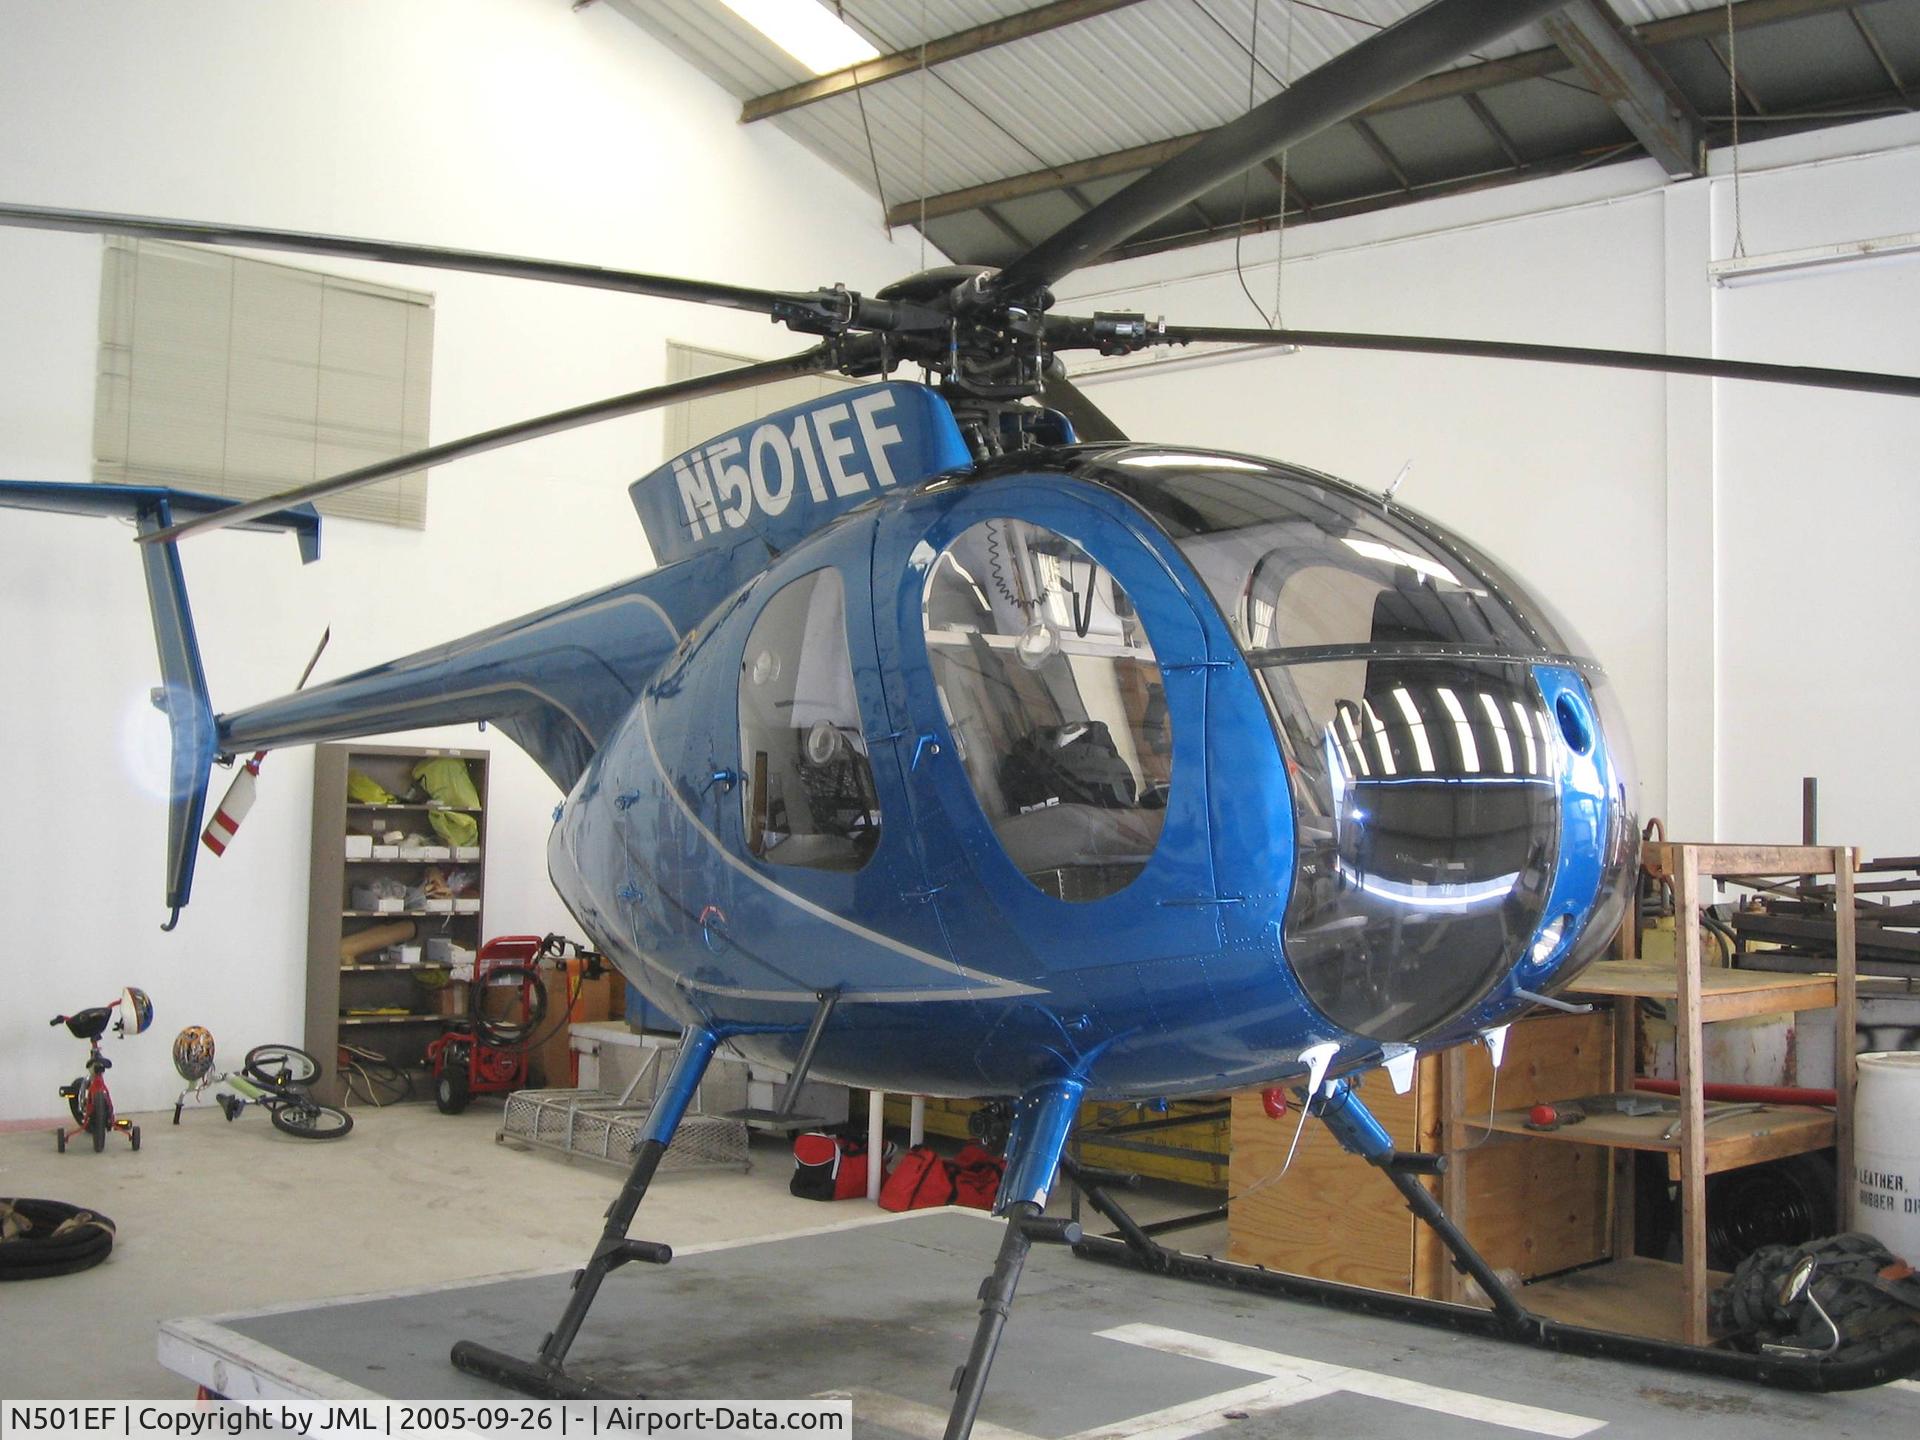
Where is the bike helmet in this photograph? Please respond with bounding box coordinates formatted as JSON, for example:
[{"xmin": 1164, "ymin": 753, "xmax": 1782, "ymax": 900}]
[
  {"xmin": 117, "ymin": 987, "xmax": 154, "ymax": 1037},
  {"xmin": 171, "ymin": 1025, "xmax": 215, "ymax": 1081}
]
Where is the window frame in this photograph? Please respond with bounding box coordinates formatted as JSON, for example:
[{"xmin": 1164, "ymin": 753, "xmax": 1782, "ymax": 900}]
[
  {"xmin": 735, "ymin": 564, "xmax": 883, "ymax": 875},
  {"xmin": 874, "ymin": 478, "xmax": 1220, "ymax": 938}
]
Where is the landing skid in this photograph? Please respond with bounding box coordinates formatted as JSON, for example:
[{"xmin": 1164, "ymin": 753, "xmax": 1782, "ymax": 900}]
[
  {"xmin": 1064, "ymin": 1080, "xmax": 1920, "ymax": 1395},
  {"xmin": 449, "ymin": 1045, "xmax": 1916, "ymax": 1433},
  {"xmin": 450, "ymin": 1029, "xmax": 1092, "ymax": 1439}
]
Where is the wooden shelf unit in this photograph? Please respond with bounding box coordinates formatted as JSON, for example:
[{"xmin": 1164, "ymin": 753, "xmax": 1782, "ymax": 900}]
[
  {"xmin": 1510, "ymin": 841, "xmax": 1857, "ymax": 1347},
  {"xmin": 305, "ymin": 743, "xmax": 489, "ymax": 1105}
]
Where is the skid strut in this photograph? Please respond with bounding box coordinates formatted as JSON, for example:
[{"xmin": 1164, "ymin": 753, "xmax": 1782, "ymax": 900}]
[
  {"xmin": 943, "ymin": 1079, "xmax": 1085, "ymax": 1440},
  {"xmin": 450, "ymin": 1027, "xmax": 720, "ymax": 1399},
  {"xmin": 1066, "ymin": 1076, "xmax": 1920, "ymax": 1392}
]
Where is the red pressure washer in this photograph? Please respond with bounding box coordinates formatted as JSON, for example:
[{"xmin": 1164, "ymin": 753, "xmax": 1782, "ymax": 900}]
[{"xmin": 426, "ymin": 934, "xmax": 603, "ymax": 1113}]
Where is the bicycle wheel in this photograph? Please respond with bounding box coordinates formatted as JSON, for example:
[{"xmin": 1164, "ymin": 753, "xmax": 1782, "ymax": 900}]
[
  {"xmin": 243, "ymin": 1044, "xmax": 320, "ymax": 1089},
  {"xmin": 63, "ymin": 1079, "xmax": 86, "ymax": 1127},
  {"xmin": 269, "ymin": 1097, "xmax": 353, "ymax": 1140},
  {"xmin": 88, "ymin": 1096, "xmax": 108, "ymax": 1153}
]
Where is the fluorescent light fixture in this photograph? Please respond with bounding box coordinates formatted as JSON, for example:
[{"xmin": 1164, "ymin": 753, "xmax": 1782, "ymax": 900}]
[
  {"xmin": 1509, "ymin": 699, "xmax": 1539, "ymax": 775},
  {"xmin": 1478, "ymin": 691, "xmax": 1515, "ymax": 774},
  {"xmin": 1392, "ymin": 686, "xmax": 1435, "ymax": 773},
  {"xmin": 715, "ymin": 0, "xmax": 880, "ymax": 75},
  {"xmin": 1362, "ymin": 699, "xmax": 1397, "ymax": 777},
  {"xmin": 1435, "ymin": 686, "xmax": 1480, "ymax": 774},
  {"xmin": 1341, "ymin": 536, "xmax": 1462, "ymax": 589},
  {"xmin": 1118, "ymin": 451, "xmax": 1270, "ymax": 472}
]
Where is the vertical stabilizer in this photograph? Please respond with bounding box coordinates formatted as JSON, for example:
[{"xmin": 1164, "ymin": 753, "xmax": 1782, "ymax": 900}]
[{"xmin": 0, "ymin": 481, "xmax": 320, "ymax": 924}]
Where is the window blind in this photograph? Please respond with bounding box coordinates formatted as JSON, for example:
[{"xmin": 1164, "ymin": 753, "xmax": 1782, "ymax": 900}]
[
  {"xmin": 663, "ymin": 341, "xmax": 852, "ymax": 462},
  {"xmin": 94, "ymin": 237, "xmax": 434, "ymax": 528}
]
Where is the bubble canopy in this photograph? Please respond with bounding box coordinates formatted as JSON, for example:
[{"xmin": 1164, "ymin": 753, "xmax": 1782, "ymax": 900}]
[{"xmin": 1082, "ymin": 449, "xmax": 1633, "ymax": 1044}]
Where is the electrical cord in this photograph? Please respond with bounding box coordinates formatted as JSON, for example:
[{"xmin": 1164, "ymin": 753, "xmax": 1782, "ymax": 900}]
[{"xmin": 337, "ymin": 1042, "xmax": 414, "ymax": 1107}]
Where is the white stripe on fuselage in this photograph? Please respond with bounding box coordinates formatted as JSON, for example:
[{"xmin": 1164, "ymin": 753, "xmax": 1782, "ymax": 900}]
[{"xmin": 627, "ymin": 699, "xmax": 1041, "ymax": 1003}]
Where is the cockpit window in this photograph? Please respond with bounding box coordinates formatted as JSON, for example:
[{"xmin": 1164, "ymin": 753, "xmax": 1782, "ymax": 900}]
[
  {"xmin": 739, "ymin": 569, "xmax": 880, "ymax": 872},
  {"xmin": 921, "ymin": 518, "xmax": 1171, "ymax": 902},
  {"xmin": 1087, "ymin": 453, "xmax": 1571, "ymax": 659},
  {"xmin": 1087, "ymin": 451, "xmax": 1574, "ymax": 1042}
]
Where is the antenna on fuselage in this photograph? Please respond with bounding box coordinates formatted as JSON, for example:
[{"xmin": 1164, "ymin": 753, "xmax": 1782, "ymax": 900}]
[{"xmin": 1382, "ymin": 460, "xmax": 1413, "ymax": 509}]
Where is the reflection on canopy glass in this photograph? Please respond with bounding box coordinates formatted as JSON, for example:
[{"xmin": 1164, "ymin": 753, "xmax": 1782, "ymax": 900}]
[
  {"xmin": 922, "ymin": 518, "xmax": 1171, "ymax": 902},
  {"xmin": 1093, "ymin": 452, "xmax": 1613, "ymax": 1041}
]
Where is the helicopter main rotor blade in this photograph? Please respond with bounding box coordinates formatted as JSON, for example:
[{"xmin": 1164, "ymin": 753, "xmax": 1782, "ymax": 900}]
[
  {"xmin": 1138, "ymin": 326, "xmax": 1920, "ymax": 400},
  {"xmin": 987, "ymin": 0, "xmax": 1572, "ymax": 303},
  {"xmin": 139, "ymin": 348, "xmax": 836, "ymax": 546},
  {"xmin": 0, "ymin": 202, "xmax": 831, "ymax": 319},
  {"xmin": 1046, "ymin": 375, "xmax": 1128, "ymax": 442}
]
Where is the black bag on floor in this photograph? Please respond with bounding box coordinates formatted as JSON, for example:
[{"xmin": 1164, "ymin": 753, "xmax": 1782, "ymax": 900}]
[{"xmin": 790, "ymin": 1132, "xmax": 873, "ymax": 1201}]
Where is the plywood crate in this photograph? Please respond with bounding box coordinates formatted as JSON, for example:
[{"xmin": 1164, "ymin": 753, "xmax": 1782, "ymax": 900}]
[{"xmin": 1227, "ymin": 1010, "xmax": 1614, "ymax": 1297}]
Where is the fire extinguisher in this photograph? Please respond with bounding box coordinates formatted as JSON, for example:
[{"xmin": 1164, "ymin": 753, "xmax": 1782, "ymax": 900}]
[{"xmin": 199, "ymin": 628, "xmax": 329, "ymax": 858}]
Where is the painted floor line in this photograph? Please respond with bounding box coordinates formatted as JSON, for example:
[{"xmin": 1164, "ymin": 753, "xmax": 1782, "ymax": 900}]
[
  {"xmin": 1061, "ymin": 1377, "xmax": 1329, "ymax": 1440},
  {"xmin": 1098, "ymin": 1323, "xmax": 1606, "ymax": 1438},
  {"xmin": 821, "ymin": 1388, "xmax": 1045, "ymax": 1440}
]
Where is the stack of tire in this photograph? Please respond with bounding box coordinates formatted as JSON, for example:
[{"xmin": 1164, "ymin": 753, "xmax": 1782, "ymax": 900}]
[{"xmin": 0, "ymin": 1199, "xmax": 115, "ymax": 1280}]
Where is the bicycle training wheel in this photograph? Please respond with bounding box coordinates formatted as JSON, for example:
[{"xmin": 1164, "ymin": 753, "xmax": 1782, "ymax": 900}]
[{"xmin": 63, "ymin": 1080, "xmax": 86, "ymax": 1127}]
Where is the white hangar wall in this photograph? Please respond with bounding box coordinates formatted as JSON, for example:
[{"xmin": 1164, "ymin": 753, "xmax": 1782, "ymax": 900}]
[
  {"xmin": 1055, "ymin": 113, "xmax": 1920, "ymax": 864},
  {"xmin": 0, "ymin": 0, "xmax": 931, "ymax": 1120}
]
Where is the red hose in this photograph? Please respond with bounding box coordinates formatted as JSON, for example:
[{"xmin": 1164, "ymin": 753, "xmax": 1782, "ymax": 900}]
[{"xmin": 1634, "ymin": 1077, "xmax": 1836, "ymax": 1107}]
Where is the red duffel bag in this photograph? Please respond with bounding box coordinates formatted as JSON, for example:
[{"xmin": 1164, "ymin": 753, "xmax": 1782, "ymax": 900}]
[
  {"xmin": 878, "ymin": 1144, "xmax": 955, "ymax": 1211},
  {"xmin": 950, "ymin": 1142, "xmax": 1006, "ymax": 1210}
]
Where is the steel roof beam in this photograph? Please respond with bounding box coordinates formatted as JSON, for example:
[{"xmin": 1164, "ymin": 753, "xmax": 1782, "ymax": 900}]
[
  {"xmin": 1109, "ymin": 144, "xmax": 1637, "ymax": 263},
  {"xmin": 883, "ymin": 0, "xmax": 1860, "ymax": 228},
  {"xmin": 1542, "ymin": 0, "xmax": 1705, "ymax": 177},
  {"xmin": 740, "ymin": 0, "xmax": 1152, "ymax": 122}
]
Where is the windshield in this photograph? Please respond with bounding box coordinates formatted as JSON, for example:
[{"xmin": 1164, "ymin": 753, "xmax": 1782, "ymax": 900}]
[{"xmin": 1088, "ymin": 450, "xmax": 1588, "ymax": 1042}]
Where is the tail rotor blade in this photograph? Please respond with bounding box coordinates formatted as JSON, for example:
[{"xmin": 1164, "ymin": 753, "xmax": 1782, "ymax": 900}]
[
  {"xmin": 141, "ymin": 348, "xmax": 837, "ymax": 545},
  {"xmin": 1150, "ymin": 326, "xmax": 1920, "ymax": 400}
]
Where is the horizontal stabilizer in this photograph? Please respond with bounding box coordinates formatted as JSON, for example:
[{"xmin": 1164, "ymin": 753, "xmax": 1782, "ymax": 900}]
[{"xmin": 0, "ymin": 481, "xmax": 321, "ymax": 560}]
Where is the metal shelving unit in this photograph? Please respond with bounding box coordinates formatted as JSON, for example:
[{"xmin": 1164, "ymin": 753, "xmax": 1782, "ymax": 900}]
[{"xmin": 305, "ymin": 743, "xmax": 489, "ymax": 1105}]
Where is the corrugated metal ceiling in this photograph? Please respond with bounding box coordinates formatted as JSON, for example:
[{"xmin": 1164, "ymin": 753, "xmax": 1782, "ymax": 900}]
[{"xmin": 611, "ymin": 0, "xmax": 1920, "ymax": 269}]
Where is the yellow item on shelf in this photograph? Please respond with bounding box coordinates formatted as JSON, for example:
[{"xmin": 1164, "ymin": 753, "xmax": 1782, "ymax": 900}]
[
  {"xmin": 347, "ymin": 770, "xmax": 398, "ymax": 805},
  {"xmin": 413, "ymin": 757, "xmax": 481, "ymax": 846}
]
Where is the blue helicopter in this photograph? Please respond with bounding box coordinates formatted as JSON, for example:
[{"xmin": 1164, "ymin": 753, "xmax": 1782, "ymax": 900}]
[{"xmin": 6, "ymin": 0, "xmax": 1919, "ymax": 1427}]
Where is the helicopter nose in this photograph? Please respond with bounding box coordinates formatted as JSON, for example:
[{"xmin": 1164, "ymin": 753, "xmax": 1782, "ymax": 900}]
[{"xmin": 1272, "ymin": 657, "xmax": 1611, "ymax": 1044}]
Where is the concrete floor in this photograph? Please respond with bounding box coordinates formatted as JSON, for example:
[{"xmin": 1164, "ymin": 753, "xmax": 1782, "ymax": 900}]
[
  {"xmin": 173, "ymin": 1212, "xmax": 1920, "ymax": 1440},
  {"xmin": 0, "ymin": 1100, "xmax": 918, "ymax": 1398},
  {"xmin": 5, "ymin": 1099, "xmax": 1916, "ymax": 1440}
]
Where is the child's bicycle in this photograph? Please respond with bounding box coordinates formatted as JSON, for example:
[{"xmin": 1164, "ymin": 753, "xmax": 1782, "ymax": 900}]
[
  {"xmin": 50, "ymin": 987, "xmax": 152, "ymax": 1154},
  {"xmin": 170, "ymin": 1030, "xmax": 353, "ymax": 1140}
]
